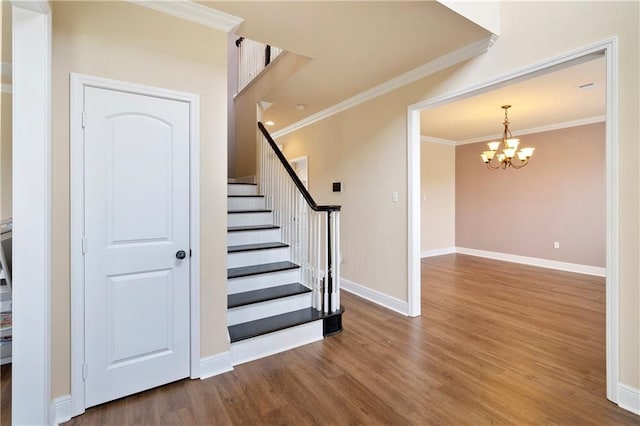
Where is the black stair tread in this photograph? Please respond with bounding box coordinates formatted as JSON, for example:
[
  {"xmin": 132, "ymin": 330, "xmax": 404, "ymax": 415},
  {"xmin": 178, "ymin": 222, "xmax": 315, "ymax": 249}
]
[
  {"xmin": 228, "ymin": 242, "xmax": 289, "ymax": 253},
  {"xmin": 228, "ymin": 225, "xmax": 280, "ymax": 232},
  {"xmin": 229, "ymin": 307, "xmax": 323, "ymax": 342},
  {"xmin": 228, "ymin": 195, "xmax": 265, "ymax": 198},
  {"xmin": 228, "ymin": 209, "xmax": 272, "ymax": 214},
  {"xmin": 228, "ymin": 283, "xmax": 311, "ymax": 309},
  {"xmin": 228, "ymin": 261, "xmax": 300, "ymax": 279}
]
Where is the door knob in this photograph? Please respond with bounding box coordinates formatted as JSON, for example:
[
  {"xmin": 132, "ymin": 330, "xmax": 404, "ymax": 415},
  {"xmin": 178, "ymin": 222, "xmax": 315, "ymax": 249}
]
[{"xmin": 176, "ymin": 250, "xmax": 187, "ymax": 260}]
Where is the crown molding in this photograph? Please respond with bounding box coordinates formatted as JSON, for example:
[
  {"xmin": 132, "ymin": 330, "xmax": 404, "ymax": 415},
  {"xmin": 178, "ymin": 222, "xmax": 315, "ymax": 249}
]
[
  {"xmin": 127, "ymin": 1, "xmax": 243, "ymax": 33},
  {"xmin": 455, "ymin": 115, "xmax": 606, "ymax": 145},
  {"xmin": 420, "ymin": 135, "xmax": 457, "ymax": 146},
  {"xmin": 271, "ymin": 34, "xmax": 496, "ymax": 139},
  {"xmin": 1, "ymin": 63, "xmax": 11, "ymax": 78}
]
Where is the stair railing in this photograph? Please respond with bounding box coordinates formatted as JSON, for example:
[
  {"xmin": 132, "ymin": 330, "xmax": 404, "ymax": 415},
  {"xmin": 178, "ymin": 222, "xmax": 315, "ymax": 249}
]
[
  {"xmin": 236, "ymin": 37, "xmax": 284, "ymax": 93},
  {"xmin": 257, "ymin": 122, "xmax": 341, "ymax": 314}
]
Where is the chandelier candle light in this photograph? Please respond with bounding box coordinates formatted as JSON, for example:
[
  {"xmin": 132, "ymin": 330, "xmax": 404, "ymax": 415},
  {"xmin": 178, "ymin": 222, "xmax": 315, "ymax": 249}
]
[{"xmin": 481, "ymin": 105, "xmax": 535, "ymax": 169}]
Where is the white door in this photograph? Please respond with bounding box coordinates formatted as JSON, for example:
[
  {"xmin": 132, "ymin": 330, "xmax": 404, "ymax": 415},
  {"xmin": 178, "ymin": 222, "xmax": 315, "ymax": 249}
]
[{"xmin": 83, "ymin": 86, "xmax": 191, "ymax": 407}]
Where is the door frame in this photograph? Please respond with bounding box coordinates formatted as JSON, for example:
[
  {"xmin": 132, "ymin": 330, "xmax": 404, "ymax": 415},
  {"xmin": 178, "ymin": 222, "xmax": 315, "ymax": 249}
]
[
  {"xmin": 407, "ymin": 38, "xmax": 619, "ymax": 401},
  {"xmin": 288, "ymin": 155, "xmax": 309, "ymax": 188},
  {"xmin": 10, "ymin": 1, "xmax": 52, "ymax": 424},
  {"xmin": 70, "ymin": 73, "xmax": 201, "ymax": 416}
]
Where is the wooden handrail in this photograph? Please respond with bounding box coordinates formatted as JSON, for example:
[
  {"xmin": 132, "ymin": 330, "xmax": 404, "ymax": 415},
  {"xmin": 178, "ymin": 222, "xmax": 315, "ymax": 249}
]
[{"xmin": 258, "ymin": 122, "xmax": 341, "ymax": 212}]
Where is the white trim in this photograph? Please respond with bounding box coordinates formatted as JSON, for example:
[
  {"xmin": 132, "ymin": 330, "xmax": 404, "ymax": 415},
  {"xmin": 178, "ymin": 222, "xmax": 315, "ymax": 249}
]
[
  {"xmin": 70, "ymin": 73, "xmax": 202, "ymax": 417},
  {"xmin": 271, "ymin": 35, "xmax": 495, "ymax": 139},
  {"xmin": 604, "ymin": 38, "xmax": 620, "ymax": 403},
  {"xmin": 420, "ymin": 135, "xmax": 456, "ymax": 146},
  {"xmin": 1, "ymin": 84, "xmax": 11, "ymax": 94},
  {"xmin": 52, "ymin": 395, "xmax": 72, "ymax": 426},
  {"xmin": 408, "ymin": 37, "xmax": 619, "ymax": 404},
  {"xmin": 341, "ymin": 278, "xmax": 408, "ymax": 316},
  {"xmin": 199, "ymin": 352, "xmax": 234, "ymax": 380},
  {"xmin": 455, "ymin": 115, "xmax": 607, "ymax": 145},
  {"xmin": 407, "ymin": 109, "xmax": 421, "ymax": 317},
  {"xmin": 455, "ymin": 247, "xmax": 606, "ymax": 277},
  {"xmin": 127, "ymin": 0, "xmax": 243, "ymax": 33},
  {"xmin": 617, "ymin": 384, "xmax": 640, "ymax": 415},
  {"xmin": 11, "ymin": 2, "xmax": 52, "ymax": 425},
  {"xmin": 421, "ymin": 247, "xmax": 456, "ymax": 258},
  {"xmin": 1, "ymin": 62, "xmax": 11, "ymax": 77},
  {"xmin": 12, "ymin": 0, "xmax": 50, "ymax": 14},
  {"xmin": 189, "ymin": 94, "xmax": 201, "ymax": 380}
]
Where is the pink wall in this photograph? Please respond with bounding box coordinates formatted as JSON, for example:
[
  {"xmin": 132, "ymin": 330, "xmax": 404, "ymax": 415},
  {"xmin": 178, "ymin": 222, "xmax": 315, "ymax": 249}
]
[{"xmin": 455, "ymin": 122, "xmax": 605, "ymax": 267}]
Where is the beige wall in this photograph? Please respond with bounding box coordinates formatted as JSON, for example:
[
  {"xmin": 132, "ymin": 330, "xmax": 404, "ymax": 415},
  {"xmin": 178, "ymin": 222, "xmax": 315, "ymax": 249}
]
[
  {"xmin": 1, "ymin": 1, "xmax": 11, "ymax": 66},
  {"xmin": 456, "ymin": 123, "xmax": 605, "ymax": 266},
  {"xmin": 277, "ymin": 2, "xmax": 639, "ymax": 389},
  {"xmin": 0, "ymin": 92, "xmax": 10, "ymax": 221},
  {"xmin": 51, "ymin": 2, "xmax": 229, "ymax": 397},
  {"xmin": 1, "ymin": 1, "xmax": 12, "ymax": 221},
  {"xmin": 279, "ymin": 101, "xmax": 409, "ymax": 301},
  {"xmin": 421, "ymin": 141, "xmax": 455, "ymax": 253}
]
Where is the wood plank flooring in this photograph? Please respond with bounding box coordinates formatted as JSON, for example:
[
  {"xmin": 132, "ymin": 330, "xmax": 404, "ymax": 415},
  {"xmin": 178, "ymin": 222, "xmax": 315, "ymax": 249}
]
[{"xmin": 2, "ymin": 254, "xmax": 639, "ymax": 424}]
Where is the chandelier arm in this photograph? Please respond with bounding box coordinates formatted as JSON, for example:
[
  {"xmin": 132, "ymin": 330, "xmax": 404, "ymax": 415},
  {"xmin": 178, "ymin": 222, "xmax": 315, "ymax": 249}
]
[
  {"xmin": 485, "ymin": 160, "xmax": 501, "ymax": 170},
  {"xmin": 510, "ymin": 159, "xmax": 529, "ymax": 169}
]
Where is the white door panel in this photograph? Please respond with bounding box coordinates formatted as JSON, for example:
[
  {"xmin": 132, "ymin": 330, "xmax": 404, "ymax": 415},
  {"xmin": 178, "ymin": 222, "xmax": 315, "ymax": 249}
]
[{"xmin": 84, "ymin": 87, "xmax": 190, "ymax": 407}]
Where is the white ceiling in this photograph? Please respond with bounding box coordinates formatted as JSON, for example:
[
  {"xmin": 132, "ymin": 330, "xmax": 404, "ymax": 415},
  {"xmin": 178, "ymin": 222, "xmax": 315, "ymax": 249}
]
[
  {"xmin": 420, "ymin": 55, "xmax": 606, "ymax": 143},
  {"xmin": 205, "ymin": 1, "xmax": 491, "ymax": 131}
]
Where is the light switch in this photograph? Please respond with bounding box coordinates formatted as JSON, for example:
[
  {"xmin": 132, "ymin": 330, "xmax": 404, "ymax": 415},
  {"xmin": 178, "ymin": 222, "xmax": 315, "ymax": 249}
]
[
  {"xmin": 553, "ymin": 241, "xmax": 560, "ymax": 249},
  {"xmin": 392, "ymin": 192, "xmax": 399, "ymax": 203}
]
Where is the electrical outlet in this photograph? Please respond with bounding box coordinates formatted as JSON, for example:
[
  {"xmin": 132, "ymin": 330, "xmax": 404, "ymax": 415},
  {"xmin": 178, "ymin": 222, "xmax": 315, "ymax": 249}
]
[
  {"xmin": 553, "ymin": 241, "xmax": 560, "ymax": 249},
  {"xmin": 392, "ymin": 192, "xmax": 399, "ymax": 203}
]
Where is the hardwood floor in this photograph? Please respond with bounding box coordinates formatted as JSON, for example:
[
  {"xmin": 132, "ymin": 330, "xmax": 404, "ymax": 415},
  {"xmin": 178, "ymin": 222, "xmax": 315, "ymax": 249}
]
[
  {"xmin": 3, "ymin": 254, "xmax": 639, "ymax": 424},
  {"xmin": 0, "ymin": 362, "xmax": 9, "ymax": 426}
]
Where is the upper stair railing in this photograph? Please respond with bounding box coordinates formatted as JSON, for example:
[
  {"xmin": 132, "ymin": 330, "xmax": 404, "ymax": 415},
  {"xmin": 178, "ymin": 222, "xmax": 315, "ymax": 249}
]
[
  {"xmin": 236, "ymin": 37, "xmax": 283, "ymax": 93},
  {"xmin": 257, "ymin": 122, "xmax": 341, "ymax": 314}
]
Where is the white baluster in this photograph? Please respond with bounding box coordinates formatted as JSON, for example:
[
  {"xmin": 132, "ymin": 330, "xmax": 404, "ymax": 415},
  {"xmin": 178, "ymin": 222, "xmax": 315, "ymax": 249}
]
[{"xmin": 335, "ymin": 211, "xmax": 340, "ymax": 311}]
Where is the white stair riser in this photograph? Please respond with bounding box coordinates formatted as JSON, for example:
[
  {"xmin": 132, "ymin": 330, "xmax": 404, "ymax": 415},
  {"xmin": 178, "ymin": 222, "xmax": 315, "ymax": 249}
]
[
  {"xmin": 228, "ymin": 292, "xmax": 312, "ymax": 326},
  {"xmin": 228, "ymin": 228, "xmax": 281, "ymax": 245},
  {"xmin": 227, "ymin": 184, "xmax": 258, "ymax": 196},
  {"xmin": 227, "ymin": 197, "xmax": 266, "ymax": 211},
  {"xmin": 228, "ymin": 269, "xmax": 300, "ymax": 294},
  {"xmin": 227, "ymin": 247, "xmax": 290, "ymax": 268},
  {"xmin": 228, "ymin": 212, "xmax": 273, "ymax": 227},
  {"xmin": 230, "ymin": 320, "xmax": 323, "ymax": 366}
]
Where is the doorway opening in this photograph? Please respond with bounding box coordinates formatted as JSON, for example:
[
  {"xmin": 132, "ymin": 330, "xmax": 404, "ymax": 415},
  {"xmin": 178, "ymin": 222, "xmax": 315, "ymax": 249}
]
[{"xmin": 407, "ymin": 39, "xmax": 619, "ymax": 402}]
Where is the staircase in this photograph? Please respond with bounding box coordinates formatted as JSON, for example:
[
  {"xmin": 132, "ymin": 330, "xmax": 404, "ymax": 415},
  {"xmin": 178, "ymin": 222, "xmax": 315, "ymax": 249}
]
[{"xmin": 227, "ymin": 182, "xmax": 342, "ymax": 365}]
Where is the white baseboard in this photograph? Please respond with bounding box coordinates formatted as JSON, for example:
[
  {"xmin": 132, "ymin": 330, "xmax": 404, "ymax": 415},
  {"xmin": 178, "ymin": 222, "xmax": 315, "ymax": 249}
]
[
  {"xmin": 340, "ymin": 278, "xmax": 408, "ymax": 315},
  {"xmin": 199, "ymin": 351, "xmax": 234, "ymax": 380},
  {"xmin": 421, "ymin": 247, "xmax": 456, "ymax": 258},
  {"xmin": 53, "ymin": 395, "xmax": 72, "ymax": 425},
  {"xmin": 618, "ymin": 383, "xmax": 640, "ymax": 415},
  {"xmin": 455, "ymin": 247, "xmax": 606, "ymax": 277}
]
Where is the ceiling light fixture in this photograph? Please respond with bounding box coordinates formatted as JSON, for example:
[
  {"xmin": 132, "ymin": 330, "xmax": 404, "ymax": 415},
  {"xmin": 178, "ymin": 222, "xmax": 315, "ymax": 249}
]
[
  {"xmin": 265, "ymin": 121, "xmax": 275, "ymax": 126},
  {"xmin": 481, "ymin": 105, "xmax": 535, "ymax": 170},
  {"xmin": 295, "ymin": 104, "xmax": 306, "ymax": 110}
]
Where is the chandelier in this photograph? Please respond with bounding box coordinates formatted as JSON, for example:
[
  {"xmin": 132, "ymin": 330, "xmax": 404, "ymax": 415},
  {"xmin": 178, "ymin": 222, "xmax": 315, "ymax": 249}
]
[{"xmin": 481, "ymin": 105, "xmax": 535, "ymax": 169}]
